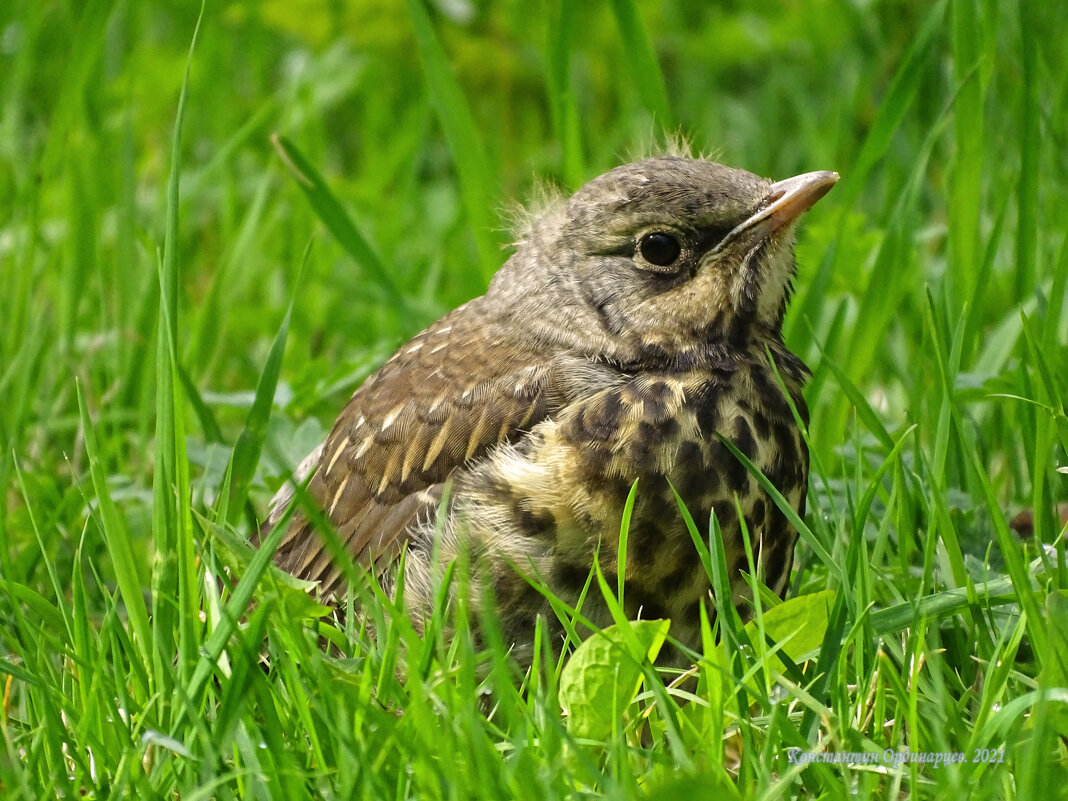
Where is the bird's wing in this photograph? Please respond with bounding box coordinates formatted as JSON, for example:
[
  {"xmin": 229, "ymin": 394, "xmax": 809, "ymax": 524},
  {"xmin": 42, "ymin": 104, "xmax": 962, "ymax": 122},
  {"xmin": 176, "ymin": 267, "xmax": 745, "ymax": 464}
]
[{"xmin": 265, "ymin": 302, "xmax": 608, "ymax": 598}]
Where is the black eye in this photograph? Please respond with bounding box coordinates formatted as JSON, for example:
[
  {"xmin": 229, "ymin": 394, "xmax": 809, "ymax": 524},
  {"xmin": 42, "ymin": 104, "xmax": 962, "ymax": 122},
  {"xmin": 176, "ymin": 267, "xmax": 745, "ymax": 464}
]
[{"xmin": 639, "ymin": 232, "xmax": 681, "ymax": 268}]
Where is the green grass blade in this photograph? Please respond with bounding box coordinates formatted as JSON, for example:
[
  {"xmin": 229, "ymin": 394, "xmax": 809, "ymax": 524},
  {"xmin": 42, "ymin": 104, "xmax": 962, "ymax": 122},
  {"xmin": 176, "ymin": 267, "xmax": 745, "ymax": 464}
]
[
  {"xmin": 836, "ymin": 0, "xmax": 947, "ymax": 209},
  {"xmin": 716, "ymin": 434, "xmax": 839, "ymax": 583},
  {"xmin": 616, "ymin": 479, "xmax": 638, "ymax": 606},
  {"xmin": 968, "ymin": 446, "xmax": 1049, "ymax": 662},
  {"xmin": 1015, "ymin": 0, "xmax": 1040, "ymax": 300},
  {"xmin": 815, "ymin": 349, "xmax": 895, "ymax": 452},
  {"xmin": 607, "ymin": 0, "xmax": 672, "ymax": 127},
  {"xmin": 404, "ymin": 0, "xmax": 499, "ymax": 278},
  {"xmin": 177, "ymin": 363, "xmax": 224, "ymax": 444},
  {"xmin": 152, "ymin": 3, "xmax": 204, "ymax": 700},
  {"xmin": 170, "ymin": 505, "xmax": 306, "ymax": 738},
  {"xmin": 947, "ymin": 0, "xmax": 985, "ymax": 308},
  {"xmin": 545, "ymin": 0, "xmax": 586, "ymax": 187},
  {"xmin": 271, "ymin": 134, "xmax": 405, "ymax": 305},
  {"xmin": 790, "ymin": 0, "xmax": 947, "ymax": 363},
  {"xmin": 669, "ymin": 481, "xmax": 715, "ymax": 585},
  {"xmin": 77, "ymin": 384, "xmax": 152, "ymax": 676},
  {"xmin": 222, "ymin": 242, "xmax": 308, "ymax": 526}
]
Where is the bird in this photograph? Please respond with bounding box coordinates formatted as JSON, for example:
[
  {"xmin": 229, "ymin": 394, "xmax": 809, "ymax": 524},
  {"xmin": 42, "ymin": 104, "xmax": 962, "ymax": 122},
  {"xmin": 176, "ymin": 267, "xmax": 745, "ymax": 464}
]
[{"xmin": 262, "ymin": 156, "xmax": 838, "ymax": 666}]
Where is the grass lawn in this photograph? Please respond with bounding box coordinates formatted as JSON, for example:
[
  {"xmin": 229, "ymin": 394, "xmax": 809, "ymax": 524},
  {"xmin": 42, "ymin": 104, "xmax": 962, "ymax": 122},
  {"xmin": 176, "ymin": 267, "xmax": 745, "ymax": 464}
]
[{"xmin": 2, "ymin": 0, "xmax": 1067, "ymax": 798}]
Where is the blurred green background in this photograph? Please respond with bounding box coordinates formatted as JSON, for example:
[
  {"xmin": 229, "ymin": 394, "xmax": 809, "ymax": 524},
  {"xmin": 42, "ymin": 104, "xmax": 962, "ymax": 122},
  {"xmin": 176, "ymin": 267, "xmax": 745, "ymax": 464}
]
[
  {"xmin": 3, "ymin": 2, "xmax": 1068, "ymax": 797},
  {"xmin": 2, "ymin": 0, "xmax": 1066, "ymax": 615}
]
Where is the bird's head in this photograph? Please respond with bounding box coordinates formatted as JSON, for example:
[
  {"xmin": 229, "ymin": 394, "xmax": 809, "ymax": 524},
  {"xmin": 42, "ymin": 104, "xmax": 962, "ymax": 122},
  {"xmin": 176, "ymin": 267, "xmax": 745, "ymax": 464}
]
[{"xmin": 497, "ymin": 157, "xmax": 838, "ymax": 365}]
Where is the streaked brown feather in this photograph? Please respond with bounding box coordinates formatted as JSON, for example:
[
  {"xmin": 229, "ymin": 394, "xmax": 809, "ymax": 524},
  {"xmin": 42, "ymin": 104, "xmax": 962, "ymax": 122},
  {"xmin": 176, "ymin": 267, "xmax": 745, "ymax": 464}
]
[{"xmin": 268, "ymin": 297, "xmax": 597, "ymax": 596}]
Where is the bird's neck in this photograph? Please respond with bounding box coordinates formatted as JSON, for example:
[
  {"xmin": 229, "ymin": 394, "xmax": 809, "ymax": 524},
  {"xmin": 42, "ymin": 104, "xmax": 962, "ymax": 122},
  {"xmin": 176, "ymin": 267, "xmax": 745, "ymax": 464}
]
[{"xmin": 606, "ymin": 331, "xmax": 804, "ymax": 381}]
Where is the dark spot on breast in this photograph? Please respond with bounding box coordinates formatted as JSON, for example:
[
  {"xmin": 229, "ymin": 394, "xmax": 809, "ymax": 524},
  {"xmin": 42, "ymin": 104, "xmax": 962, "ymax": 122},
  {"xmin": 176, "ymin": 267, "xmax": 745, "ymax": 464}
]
[
  {"xmin": 752, "ymin": 410, "xmax": 771, "ymax": 439},
  {"xmin": 515, "ymin": 578, "xmax": 549, "ymax": 612},
  {"xmin": 586, "ymin": 470, "xmax": 634, "ymax": 504},
  {"xmin": 567, "ymin": 390, "xmax": 625, "ymax": 443},
  {"xmin": 672, "ymin": 347, "xmax": 701, "ymax": 371},
  {"xmin": 574, "ymin": 507, "xmax": 600, "ymax": 532},
  {"xmin": 499, "ymin": 609, "xmax": 538, "ymax": 647},
  {"xmin": 632, "ymin": 511, "xmax": 686, "ymax": 572},
  {"xmin": 731, "ymin": 550, "xmax": 749, "ymax": 578},
  {"xmin": 633, "ymin": 341, "xmax": 670, "ymax": 366},
  {"xmin": 782, "ymin": 466, "xmax": 802, "ymax": 496},
  {"xmin": 641, "ymin": 483, "xmax": 679, "ymax": 519},
  {"xmin": 766, "ymin": 502, "xmax": 788, "ymax": 537},
  {"xmin": 492, "ymin": 568, "xmax": 524, "ymax": 606},
  {"xmin": 765, "ymin": 446, "xmax": 804, "ymax": 495},
  {"xmin": 662, "ymin": 560, "xmax": 697, "ymax": 594},
  {"xmin": 676, "ymin": 440, "xmax": 704, "ymax": 471},
  {"xmin": 771, "ymin": 421, "xmax": 796, "ymax": 456},
  {"xmin": 724, "ymin": 315, "xmax": 750, "ymax": 349},
  {"xmin": 639, "ymin": 380, "xmax": 675, "ymax": 421},
  {"xmin": 760, "ymin": 533, "xmax": 795, "ymax": 595},
  {"xmin": 764, "ymin": 440, "xmax": 803, "ymax": 495},
  {"xmin": 552, "ymin": 561, "xmax": 594, "ymax": 594},
  {"xmin": 627, "ymin": 421, "xmax": 662, "ymax": 466},
  {"xmin": 631, "ymin": 518, "xmax": 659, "ymax": 569},
  {"xmin": 749, "ymin": 498, "xmax": 766, "ymax": 528},
  {"xmin": 689, "ymin": 382, "xmax": 723, "ymax": 434},
  {"xmin": 683, "ymin": 597, "xmax": 713, "ymax": 630},
  {"xmin": 514, "ymin": 504, "xmax": 556, "ymax": 539},
  {"xmin": 712, "ymin": 501, "xmax": 737, "ymax": 537},
  {"xmin": 672, "ymin": 442, "xmax": 716, "ymax": 508},
  {"xmin": 654, "ymin": 415, "xmax": 680, "ymax": 440},
  {"xmin": 751, "ymin": 367, "xmax": 790, "ymax": 419},
  {"xmin": 710, "ymin": 440, "xmax": 749, "ymax": 493},
  {"xmin": 631, "ymin": 594, "xmax": 669, "ymax": 622},
  {"xmin": 577, "ymin": 442, "xmax": 615, "ymax": 480},
  {"xmin": 732, "ymin": 415, "xmax": 757, "ymax": 460}
]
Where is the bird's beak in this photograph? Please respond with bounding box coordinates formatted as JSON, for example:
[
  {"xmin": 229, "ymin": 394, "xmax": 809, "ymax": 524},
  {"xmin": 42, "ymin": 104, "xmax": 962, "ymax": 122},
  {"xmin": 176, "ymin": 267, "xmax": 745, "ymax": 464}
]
[{"xmin": 720, "ymin": 170, "xmax": 840, "ymax": 249}]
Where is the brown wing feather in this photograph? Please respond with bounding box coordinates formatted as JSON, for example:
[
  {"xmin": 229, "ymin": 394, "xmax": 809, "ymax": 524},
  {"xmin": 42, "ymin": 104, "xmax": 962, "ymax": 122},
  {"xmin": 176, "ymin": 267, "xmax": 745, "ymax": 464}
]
[{"xmin": 269, "ymin": 298, "xmax": 585, "ymax": 596}]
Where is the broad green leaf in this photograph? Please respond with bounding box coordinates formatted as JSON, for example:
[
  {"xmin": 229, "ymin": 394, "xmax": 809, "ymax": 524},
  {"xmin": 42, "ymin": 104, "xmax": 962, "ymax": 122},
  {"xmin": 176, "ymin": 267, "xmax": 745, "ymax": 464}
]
[
  {"xmin": 742, "ymin": 589, "xmax": 835, "ymax": 682},
  {"xmin": 559, "ymin": 619, "xmax": 669, "ymax": 740}
]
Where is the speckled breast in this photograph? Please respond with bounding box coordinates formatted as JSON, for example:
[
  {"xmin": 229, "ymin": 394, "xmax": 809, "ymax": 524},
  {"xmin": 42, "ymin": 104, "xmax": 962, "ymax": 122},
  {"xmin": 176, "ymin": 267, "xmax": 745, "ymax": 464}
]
[{"xmin": 471, "ymin": 356, "xmax": 809, "ymax": 657}]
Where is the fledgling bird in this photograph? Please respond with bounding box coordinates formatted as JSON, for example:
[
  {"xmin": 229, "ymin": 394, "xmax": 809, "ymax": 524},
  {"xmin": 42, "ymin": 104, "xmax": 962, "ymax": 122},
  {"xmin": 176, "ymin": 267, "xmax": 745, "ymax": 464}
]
[{"xmin": 263, "ymin": 156, "xmax": 838, "ymax": 665}]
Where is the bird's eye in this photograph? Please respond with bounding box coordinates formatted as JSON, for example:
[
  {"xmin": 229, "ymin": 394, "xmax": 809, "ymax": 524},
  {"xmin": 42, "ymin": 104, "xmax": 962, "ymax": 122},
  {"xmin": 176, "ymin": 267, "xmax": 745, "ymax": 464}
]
[{"xmin": 638, "ymin": 232, "xmax": 682, "ymax": 268}]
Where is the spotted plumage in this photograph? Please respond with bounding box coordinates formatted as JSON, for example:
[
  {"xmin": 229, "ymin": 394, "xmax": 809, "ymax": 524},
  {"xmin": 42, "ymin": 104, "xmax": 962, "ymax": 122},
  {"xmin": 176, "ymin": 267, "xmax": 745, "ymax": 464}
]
[{"xmin": 262, "ymin": 156, "xmax": 837, "ymax": 665}]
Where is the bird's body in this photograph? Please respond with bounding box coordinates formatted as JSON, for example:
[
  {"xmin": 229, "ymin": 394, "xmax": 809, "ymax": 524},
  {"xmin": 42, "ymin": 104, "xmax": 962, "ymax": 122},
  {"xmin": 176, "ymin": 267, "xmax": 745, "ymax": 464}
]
[{"xmin": 264, "ymin": 156, "xmax": 837, "ymax": 664}]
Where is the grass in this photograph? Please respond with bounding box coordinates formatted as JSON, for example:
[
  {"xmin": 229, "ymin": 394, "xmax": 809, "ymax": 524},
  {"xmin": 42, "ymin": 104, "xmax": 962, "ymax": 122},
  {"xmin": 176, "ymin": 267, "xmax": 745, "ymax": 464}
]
[{"xmin": 2, "ymin": 0, "xmax": 1067, "ymax": 798}]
